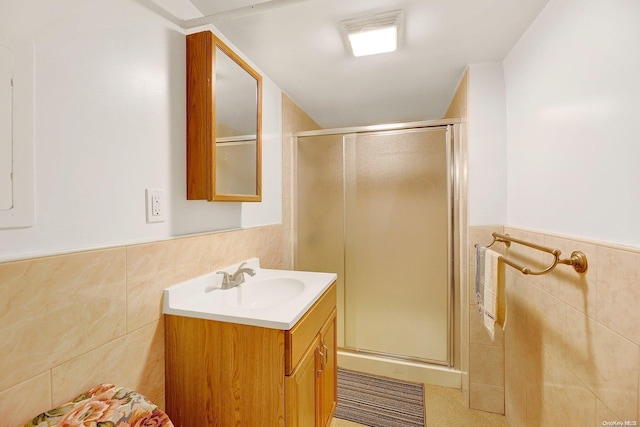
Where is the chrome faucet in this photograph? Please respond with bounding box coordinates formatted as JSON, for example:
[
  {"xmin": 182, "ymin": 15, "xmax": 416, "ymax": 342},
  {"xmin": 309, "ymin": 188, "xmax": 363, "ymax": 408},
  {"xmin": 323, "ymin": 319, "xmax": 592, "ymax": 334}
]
[{"xmin": 216, "ymin": 262, "xmax": 256, "ymax": 290}]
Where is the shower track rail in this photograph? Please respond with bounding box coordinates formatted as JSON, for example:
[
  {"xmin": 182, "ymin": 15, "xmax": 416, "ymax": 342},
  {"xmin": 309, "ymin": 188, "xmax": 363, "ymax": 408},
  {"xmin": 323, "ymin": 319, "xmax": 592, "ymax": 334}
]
[
  {"xmin": 294, "ymin": 118, "xmax": 461, "ymax": 138},
  {"xmin": 479, "ymin": 232, "xmax": 588, "ymax": 276}
]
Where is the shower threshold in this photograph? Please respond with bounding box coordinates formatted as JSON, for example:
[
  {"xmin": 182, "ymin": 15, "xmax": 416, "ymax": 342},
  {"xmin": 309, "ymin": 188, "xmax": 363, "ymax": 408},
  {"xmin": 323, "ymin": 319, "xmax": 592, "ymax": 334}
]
[{"xmin": 337, "ymin": 348, "xmax": 461, "ymax": 389}]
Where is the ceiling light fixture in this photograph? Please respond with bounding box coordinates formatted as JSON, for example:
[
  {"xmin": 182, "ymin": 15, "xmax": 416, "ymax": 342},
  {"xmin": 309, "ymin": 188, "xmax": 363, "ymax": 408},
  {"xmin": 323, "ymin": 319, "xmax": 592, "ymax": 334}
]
[{"xmin": 340, "ymin": 10, "xmax": 403, "ymax": 57}]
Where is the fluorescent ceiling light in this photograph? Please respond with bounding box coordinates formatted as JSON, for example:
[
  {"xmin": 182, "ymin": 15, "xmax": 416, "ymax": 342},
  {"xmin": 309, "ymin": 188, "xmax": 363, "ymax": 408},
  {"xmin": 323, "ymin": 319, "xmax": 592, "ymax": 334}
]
[
  {"xmin": 341, "ymin": 10, "xmax": 403, "ymax": 57},
  {"xmin": 348, "ymin": 26, "xmax": 397, "ymax": 57}
]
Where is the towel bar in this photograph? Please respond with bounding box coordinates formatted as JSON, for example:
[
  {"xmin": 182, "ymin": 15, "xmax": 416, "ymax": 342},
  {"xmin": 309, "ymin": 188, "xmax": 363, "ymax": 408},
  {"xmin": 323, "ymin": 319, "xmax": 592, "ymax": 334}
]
[{"xmin": 478, "ymin": 232, "xmax": 588, "ymax": 275}]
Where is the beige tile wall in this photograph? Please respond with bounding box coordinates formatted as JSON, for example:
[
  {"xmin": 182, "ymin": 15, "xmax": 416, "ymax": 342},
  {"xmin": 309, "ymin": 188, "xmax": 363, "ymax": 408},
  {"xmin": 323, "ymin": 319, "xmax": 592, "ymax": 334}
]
[
  {"xmin": 0, "ymin": 225, "xmax": 285, "ymax": 427},
  {"xmin": 469, "ymin": 225, "xmax": 640, "ymax": 424},
  {"xmin": 468, "ymin": 226, "xmax": 506, "ymax": 414},
  {"xmin": 281, "ymin": 93, "xmax": 322, "ymax": 270}
]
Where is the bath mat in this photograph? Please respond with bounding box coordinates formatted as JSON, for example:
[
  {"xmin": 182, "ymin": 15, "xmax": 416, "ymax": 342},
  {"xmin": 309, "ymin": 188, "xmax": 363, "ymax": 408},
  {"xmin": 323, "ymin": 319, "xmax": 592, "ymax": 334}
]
[{"xmin": 335, "ymin": 368, "xmax": 426, "ymax": 427}]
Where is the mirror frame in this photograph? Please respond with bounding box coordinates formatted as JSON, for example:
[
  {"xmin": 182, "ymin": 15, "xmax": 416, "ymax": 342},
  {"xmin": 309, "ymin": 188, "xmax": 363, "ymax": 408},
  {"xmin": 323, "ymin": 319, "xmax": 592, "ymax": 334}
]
[{"xmin": 186, "ymin": 30, "xmax": 262, "ymax": 202}]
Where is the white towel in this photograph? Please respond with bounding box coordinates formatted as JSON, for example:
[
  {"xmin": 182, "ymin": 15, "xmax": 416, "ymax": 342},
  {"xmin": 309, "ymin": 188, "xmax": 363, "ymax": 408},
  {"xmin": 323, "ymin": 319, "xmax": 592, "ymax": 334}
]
[
  {"xmin": 482, "ymin": 248, "xmax": 501, "ymax": 340},
  {"xmin": 475, "ymin": 246, "xmax": 505, "ymax": 341}
]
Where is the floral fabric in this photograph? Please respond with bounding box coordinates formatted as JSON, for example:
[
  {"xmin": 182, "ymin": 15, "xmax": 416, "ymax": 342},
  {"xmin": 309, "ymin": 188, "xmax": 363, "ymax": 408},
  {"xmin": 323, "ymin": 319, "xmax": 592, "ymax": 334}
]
[{"xmin": 23, "ymin": 384, "xmax": 173, "ymax": 427}]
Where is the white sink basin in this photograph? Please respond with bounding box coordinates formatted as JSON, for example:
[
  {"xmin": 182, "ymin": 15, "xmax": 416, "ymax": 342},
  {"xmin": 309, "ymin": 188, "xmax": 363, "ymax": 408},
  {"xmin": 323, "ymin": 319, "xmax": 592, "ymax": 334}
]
[
  {"xmin": 163, "ymin": 258, "xmax": 336, "ymax": 329},
  {"xmin": 224, "ymin": 277, "xmax": 305, "ymax": 309}
]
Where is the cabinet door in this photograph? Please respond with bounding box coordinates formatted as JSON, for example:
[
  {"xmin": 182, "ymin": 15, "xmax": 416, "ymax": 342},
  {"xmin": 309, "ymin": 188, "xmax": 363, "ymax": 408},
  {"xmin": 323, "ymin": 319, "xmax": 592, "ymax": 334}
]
[
  {"xmin": 318, "ymin": 310, "xmax": 337, "ymax": 427},
  {"xmin": 286, "ymin": 334, "xmax": 320, "ymax": 427}
]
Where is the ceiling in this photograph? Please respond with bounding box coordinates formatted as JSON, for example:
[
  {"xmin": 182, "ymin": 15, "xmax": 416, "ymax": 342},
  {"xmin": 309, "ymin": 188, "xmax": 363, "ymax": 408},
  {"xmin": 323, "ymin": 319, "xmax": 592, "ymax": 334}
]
[{"xmin": 189, "ymin": 0, "xmax": 550, "ymax": 129}]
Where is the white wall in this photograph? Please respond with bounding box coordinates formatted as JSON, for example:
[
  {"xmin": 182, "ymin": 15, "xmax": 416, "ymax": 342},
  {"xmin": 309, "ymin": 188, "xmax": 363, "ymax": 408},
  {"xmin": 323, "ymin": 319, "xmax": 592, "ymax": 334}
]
[
  {"xmin": 0, "ymin": 0, "xmax": 283, "ymax": 261},
  {"xmin": 503, "ymin": 0, "xmax": 640, "ymax": 247},
  {"xmin": 467, "ymin": 63, "xmax": 508, "ymax": 226}
]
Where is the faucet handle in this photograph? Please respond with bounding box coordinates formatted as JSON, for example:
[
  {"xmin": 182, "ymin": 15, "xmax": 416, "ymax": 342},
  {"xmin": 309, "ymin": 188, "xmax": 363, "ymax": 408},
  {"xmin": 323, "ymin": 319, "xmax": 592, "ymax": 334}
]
[{"xmin": 216, "ymin": 271, "xmax": 232, "ymax": 285}]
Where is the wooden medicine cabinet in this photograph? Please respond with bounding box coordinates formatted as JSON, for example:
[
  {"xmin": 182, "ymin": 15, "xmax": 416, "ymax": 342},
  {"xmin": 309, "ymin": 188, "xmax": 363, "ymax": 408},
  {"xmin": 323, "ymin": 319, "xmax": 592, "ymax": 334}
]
[{"xmin": 186, "ymin": 31, "xmax": 262, "ymax": 202}]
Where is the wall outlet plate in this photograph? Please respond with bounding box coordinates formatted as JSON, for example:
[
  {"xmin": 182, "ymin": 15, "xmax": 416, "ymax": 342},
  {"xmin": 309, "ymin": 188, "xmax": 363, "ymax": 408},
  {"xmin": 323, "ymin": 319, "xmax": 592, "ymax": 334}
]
[{"xmin": 145, "ymin": 189, "xmax": 165, "ymax": 223}]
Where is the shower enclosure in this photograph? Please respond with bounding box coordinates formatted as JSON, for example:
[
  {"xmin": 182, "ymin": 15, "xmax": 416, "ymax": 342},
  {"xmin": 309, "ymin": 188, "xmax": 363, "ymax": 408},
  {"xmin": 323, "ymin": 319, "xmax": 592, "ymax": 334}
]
[{"xmin": 295, "ymin": 120, "xmax": 461, "ymax": 383}]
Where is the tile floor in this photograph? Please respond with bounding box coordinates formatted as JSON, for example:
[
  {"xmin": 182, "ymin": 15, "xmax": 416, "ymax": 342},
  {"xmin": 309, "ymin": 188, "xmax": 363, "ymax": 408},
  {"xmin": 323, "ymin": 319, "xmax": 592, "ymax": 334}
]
[{"xmin": 331, "ymin": 383, "xmax": 509, "ymax": 427}]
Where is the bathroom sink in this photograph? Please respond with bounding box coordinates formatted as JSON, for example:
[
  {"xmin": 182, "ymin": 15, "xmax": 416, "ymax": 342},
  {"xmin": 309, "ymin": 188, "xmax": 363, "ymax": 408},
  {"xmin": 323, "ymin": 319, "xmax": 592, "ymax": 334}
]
[
  {"xmin": 223, "ymin": 277, "xmax": 305, "ymax": 309},
  {"xmin": 163, "ymin": 258, "xmax": 337, "ymax": 329}
]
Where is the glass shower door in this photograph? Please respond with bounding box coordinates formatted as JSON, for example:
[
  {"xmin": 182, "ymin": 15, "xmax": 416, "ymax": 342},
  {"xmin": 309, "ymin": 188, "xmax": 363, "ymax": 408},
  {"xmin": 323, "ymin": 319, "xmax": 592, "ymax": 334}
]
[
  {"xmin": 344, "ymin": 127, "xmax": 450, "ymax": 364},
  {"xmin": 296, "ymin": 126, "xmax": 452, "ymax": 365},
  {"xmin": 295, "ymin": 133, "xmax": 347, "ymax": 347}
]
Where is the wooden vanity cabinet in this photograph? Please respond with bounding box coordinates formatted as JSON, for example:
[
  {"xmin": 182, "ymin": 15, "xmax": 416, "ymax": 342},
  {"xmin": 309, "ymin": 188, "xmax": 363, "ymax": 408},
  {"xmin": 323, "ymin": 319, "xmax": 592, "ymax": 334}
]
[
  {"xmin": 318, "ymin": 313, "xmax": 337, "ymax": 426},
  {"xmin": 285, "ymin": 308, "xmax": 337, "ymax": 427},
  {"xmin": 165, "ymin": 282, "xmax": 337, "ymax": 427}
]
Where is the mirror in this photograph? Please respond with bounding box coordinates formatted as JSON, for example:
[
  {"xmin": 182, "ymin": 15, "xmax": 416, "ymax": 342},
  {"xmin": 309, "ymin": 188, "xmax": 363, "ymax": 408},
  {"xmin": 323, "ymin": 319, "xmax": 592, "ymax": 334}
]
[
  {"xmin": 214, "ymin": 41, "xmax": 261, "ymax": 199},
  {"xmin": 186, "ymin": 31, "xmax": 262, "ymax": 202}
]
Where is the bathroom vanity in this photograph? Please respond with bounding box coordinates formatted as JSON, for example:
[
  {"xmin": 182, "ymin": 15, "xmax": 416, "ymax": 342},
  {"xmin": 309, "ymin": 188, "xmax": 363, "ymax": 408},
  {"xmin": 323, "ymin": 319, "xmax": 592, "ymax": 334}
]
[{"xmin": 163, "ymin": 260, "xmax": 337, "ymax": 426}]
